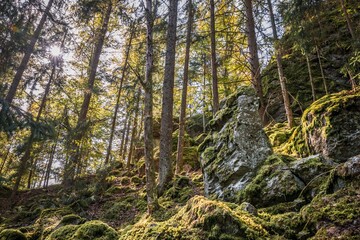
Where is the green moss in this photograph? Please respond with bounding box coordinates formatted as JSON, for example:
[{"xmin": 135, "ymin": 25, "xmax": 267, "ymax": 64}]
[
  {"xmin": 45, "ymin": 225, "xmax": 79, "ymax": 240},
  {"xmin": 120, "ymin": 177, "xmax": 130, "ymax": 186},
  {"xmin": 0, "ymin": 229, "xmax": 27, "ymax": 240},
  {"xmin": 71, "ymin": 221, "xmax": 119, "ymax": 240},
  {"xmin": 59, "ymin": 214, "xmax": 85, "ymax": 226},
  {"xmin": 265, "ymin": 212, "xmax": 306, "ymax": 239},
  {"xmin": 130, "ymin": 176, "xmax": 142, "ymax": 186},
  {"xmin": 120, "ymin": 196, "xmax": 269, "ymax": 240}
]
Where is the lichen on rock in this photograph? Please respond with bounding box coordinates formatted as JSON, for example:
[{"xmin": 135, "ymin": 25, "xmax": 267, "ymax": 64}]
[{"xmin": 199, "ymin": 86, "xmax": 273, "ymax": 201}]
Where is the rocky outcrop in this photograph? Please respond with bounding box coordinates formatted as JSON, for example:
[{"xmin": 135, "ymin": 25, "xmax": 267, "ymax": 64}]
[
  {"xmin": 276, "ymin": 90, "xmax": 360, "ymax": 160},
  {"xmin": 302, "ymin": 90, "xmax": 360, "ymax": 162},
  {"xmin": 199, "ymin": 87, "xmax": 272, "ymax": 200}
]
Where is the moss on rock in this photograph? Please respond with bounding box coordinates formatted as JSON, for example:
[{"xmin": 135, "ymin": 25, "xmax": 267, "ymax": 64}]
[
  {"xmin": 301, "ymin": 188, "xmax": 360, "ymax": 239},
  {"xmin": 71, "ymin": 221, "xmax": 119, "ymax": 240},
  {"xmin": 45, "ymin": 225, "xmax": 79, "ymax": 240},
  {"xmin": 120, "ymin": 196, "xmax": 269, "ymax": 240},
  {"xmin": 277, "ymin": 89, "xmax": 360, "ymax": 160},
  {"xmin": 0, "ymin": 229, "xmax": 27, "ymax": 240}
]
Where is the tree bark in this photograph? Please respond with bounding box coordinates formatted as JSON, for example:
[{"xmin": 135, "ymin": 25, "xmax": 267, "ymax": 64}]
[
  {"xmin": 339, "ymin": 0, "xmax": 355, "ymax": 39},
  {"xmin": 127, "ymin": 87, "xmax": 141, "ymax": 169},
  {"xmin": 44, "ymin": 134, "xmax": 58, "ymax": 188},
  {"xmin": 210, "ymin": 0, "xmax": 219, "ymax": 115},
  {"xmin": 176, "ymin": 0, "xmax": 193, "ymax": 174},
  {"xmin": 5, "ymin": 0, "xmax": 54, "ymax": 104},
  {"xmin": 122, "ymin": 114, "xmax": 132, "ymax": 162},
  {"xmin": 158, "ymin": 0, "xmax": 178, "ymax": 196},
  {"xmin": 305, "ymin": 53, "xmax": 316, "ymax": 102},
  {"xmin": 0, "ymin": 145, "xmax": 11, "ymax": 174},
  {"xmin": 244, "ymin": 0, "xmax": 266, "ymax": 123},
  {"xmin": 267, "ymin": 0, "xmax": 293, "ymax": 128},
  {"xmin": 26, "ymin": 65, "xmax": 56, "ymax": 189},
  {"xmin": 203, "ymin": 55, "xmax": 207, "ymax": 133},
  {"xmin": 119, "ymin": 110, "xmax": 129, "ymax": 160},
  {"xmin": 63, "ymin": 1, "xmax": 112, "ymax": 186},
  {"xmin": 316, "ymin": 45, "xmax": 328, "ymax": 94},
  {"xmin": 144, "ymin": 0, "xmax": 159, "ymax": 214},
  {"xmin": 104, "ymin": 27, "xmax": 134, "ymax": 165}
]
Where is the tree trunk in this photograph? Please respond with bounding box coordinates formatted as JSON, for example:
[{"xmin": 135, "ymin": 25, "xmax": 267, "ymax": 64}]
[
  {"xmin": 176, "ymin": 0, "xmax": 193, "ymax": 174},
  {"xmin": 5, "ymin": 0, "xmax": 54, "ymax": 104},
  {"xmin": 27, "ymin": 65, "xmax": 56, "ymax": 189},
  {"xmin": 122, "ymin": 114, "xmax": 132, "ymax": 162},
  {"xmin": 104, "ymin": 28, "xmax": 134, "ymax": 165},
  {"xmin": 316, "ymin": 45, "xmax": 328, "ymax": 94},
  {"xmin": 144, "ymin": 0, "xmax": 159, "ymax": 214},
  {"xmin": 210, "ymin": 0, "xmax": 219, "ymax": 115},
  {"xmin": 158, "ymin": 0, "xmax": 178, "ymax": 196},
  {"xmin": 0, "ymin": 145, "xmax": 11, "ymax": 174},
  {"xmin": 127, "ymin": 87, "xmax": 141, "ymax": 169},
  {"xmin": 339, "ymin": 0, "xmax": 355, "ymax": 39},
  {"xmin": 119, "ymin": 110, "xmax": 129, "ymax": 160},
  {"xmin": 267, "ymin": 0, "xmax": 293, "ymax": 128},
  {"xmin": 44, "ymin": 135, "xmax": 58, "ymax": 188},
  {"xmin": 63, "ymin": 1, "xmax": 112, "ymax": 186},
  {"xmin": 305, "ymin": 53, "xmax": 316, "ymax": 102},
  {"xmin": 244, "ymin": 0, "xmax": 266, "ymax": 123},
  {"xmin": 12, "ymin": 63, "xmax": 56, "ymax": 196},
  {"xmin": 202, "ymin": 55, "xmax": 207, "ymax": 133}
]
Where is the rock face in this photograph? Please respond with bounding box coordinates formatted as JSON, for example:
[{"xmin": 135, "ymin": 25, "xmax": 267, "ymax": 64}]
[
  {"xmin": 199, "ymin": 87, "xmax": 272, "ymax": 200},
  {"xmin": 302, "ymin": 90, "xmax": 360, "ymax": 162}
]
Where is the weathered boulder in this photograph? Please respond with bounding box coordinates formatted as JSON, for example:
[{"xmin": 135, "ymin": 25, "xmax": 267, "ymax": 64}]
[
  {"xmin": 199, "ymin": 87, "xmax": 272, "ymax": 200},
  {"xmin": 302, "ymin": 90, "xmax": 360, "ymax": 162},
  {"xmin": 239, "ymin": 154, "xmax": 335, "ymax": 207}
]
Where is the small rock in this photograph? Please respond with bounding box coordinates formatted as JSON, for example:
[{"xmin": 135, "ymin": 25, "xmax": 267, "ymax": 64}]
[{"xmin": 239, "ymin": 202, "xmax": 258, "ymax": 216}]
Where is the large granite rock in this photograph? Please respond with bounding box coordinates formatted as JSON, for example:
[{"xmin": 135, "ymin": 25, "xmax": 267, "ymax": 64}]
[
  {"xmin": 302, "ymin": 90, "xmax": 360, "ymax": 162},
  {"xmin": 199, "ymin": 87, "xmax": 272, "ymax": 200}
]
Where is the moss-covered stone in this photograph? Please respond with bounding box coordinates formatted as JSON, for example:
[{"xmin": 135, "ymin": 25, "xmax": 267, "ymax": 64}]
[
  {"xmin": 199, "ymin": 86, "xmax": 273, "ymax": 200},
  {"xmin": 120, "ymin": 196, "xmax": 269, "ymax": 240},
  {"xmin": 0, "ymin": 229, "xmax": 27, "ymax": 240},
  {"xmin": 59, "ymin": 214, "xmax": 85, "ymax": 226},
  {"xmin": 45, "ymin": 221, "xmax": 118, "ymax": 240},
  {"xmin": 301, "ymin": 188, "xmax": 360, "ymax": 239},
  {"xmin": 71, "ymin": 221, "xmax": 119, "ymax": 240},
  {"xmin": 45, "ymin": 225, "xmax": 79, "ymax": 240},
  {"xmin": 277, "ymin": 90, "xmax": 360, "ymax": 160}
]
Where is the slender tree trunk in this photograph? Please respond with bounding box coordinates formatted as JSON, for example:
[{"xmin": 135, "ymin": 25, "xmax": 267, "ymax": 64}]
[
  {"xmin": 119, "ymin": 110, "xmax": 129, "ymax": 160},
  {"xmin": 347, "ymin": 68, "xmax": 356, "ymax": 91},
  {"xmin": 122, "ymin": 114, "xmax": 132, "ymax": 162},
  {"xmin": 127, "ymin": 87, "xmax": 141, "ymax": 169},
  {"xmin": 339, "ymin": 0, "xmax": 355, "ymax": 39},
  {"xmin": 202, "ymin": 55, "xmax": 207, "ymax": 133},
  {"xmin": 44, "ymin": 135, "xmax": 58, "ymax": 188},
  {"xmin": 267, "ymin": 0, "xmax": 293, "ymax": 128},
  {"xmin": 0, "ymin": 145, "xmax": 11, "ymax": 174},
  {"xmin": 11, "ymin": 63, "xmax": 56, "ymax": 196},
  {"xmin": 244, "ymin": 0, "xmax": 266, "ymax": 123},
  {"xmin": 64, "ymin": 1, "xmax": 112, "ymax": 186},
  {"xmin": 210, "ymin": 0, "xmax": 219, "ymax": 115},
  {"xmin": 158, "ymin": 0, "xmax": 178, "ymax": 196},
  {"xmin": 316, "ymin": 45, "xmax": 328, "ymax": 94},
  {"xmin": 305, "ymin": 53, "xmax": 316, "ymax": 102},
  {"xmin": 104, "ymin": 28, "xmax": 134, "ymax": 165},
  {"xmin": 5, "ymin": 0, "xmax": 54, "ymax": 104},
  {"xmin": 144, "ymin": 0, "xmax": 159, "ymax": 213},
  {"xmin": 176, "ymin": 0, "xmax": 193, "ymax": 174},
  {"xmin": 27, "ymin": 65, "xmax": 56, "ymax": 189}
]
